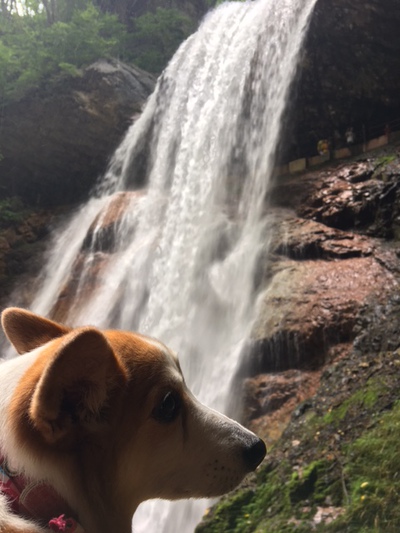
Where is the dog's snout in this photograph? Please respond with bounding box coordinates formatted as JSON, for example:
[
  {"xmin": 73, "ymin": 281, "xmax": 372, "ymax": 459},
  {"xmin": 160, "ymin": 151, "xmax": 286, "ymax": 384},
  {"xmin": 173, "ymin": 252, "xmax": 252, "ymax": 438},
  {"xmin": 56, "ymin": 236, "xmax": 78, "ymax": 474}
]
[{"xmin": 243, "ymin": 437, "xmax": 266, "ymax": 471}]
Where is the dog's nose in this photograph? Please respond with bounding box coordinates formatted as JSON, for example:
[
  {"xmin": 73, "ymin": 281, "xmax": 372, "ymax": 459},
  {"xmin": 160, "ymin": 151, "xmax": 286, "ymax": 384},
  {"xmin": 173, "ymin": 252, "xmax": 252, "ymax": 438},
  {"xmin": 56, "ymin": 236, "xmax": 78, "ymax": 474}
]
[{"xmin": 243, "ymin": 438, "xmax": 266, "ymax": 471}]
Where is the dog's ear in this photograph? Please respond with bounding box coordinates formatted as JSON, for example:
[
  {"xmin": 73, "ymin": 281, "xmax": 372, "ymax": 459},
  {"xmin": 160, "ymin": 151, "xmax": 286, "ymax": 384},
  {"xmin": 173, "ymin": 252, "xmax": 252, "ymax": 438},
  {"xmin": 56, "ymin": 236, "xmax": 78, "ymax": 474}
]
[
  {"xmin": 2, "ymin": 307, "xmax": 70, "ymax": 354},
  {"xmin": 29, "ymin": 327, "xmax": 125, "ymax": 445}
]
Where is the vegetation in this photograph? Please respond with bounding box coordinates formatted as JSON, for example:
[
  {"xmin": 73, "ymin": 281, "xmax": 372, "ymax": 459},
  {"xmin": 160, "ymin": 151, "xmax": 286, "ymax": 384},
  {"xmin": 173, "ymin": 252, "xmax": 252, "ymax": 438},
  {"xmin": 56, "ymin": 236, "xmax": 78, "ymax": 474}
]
[
  {"xmin": 197, "ymin": 349, "xmax": 400, "ymax": 533},
  {"xmin": 0, "ymin": 197, "xmax": 30, "ymax": 227},
  {"xmin": 127, "ymin": 8, "xmax": 196, "ymax": 73},
  {"xmin": 0, "ymin": 0, "xmax": 201, "ymax": 101},
  {"xmin": 327, "ymin": 402, "xmax": 400, "ymax": 533},
  {"xmin": 0, "ymin": 2, "xmax": 123, "ymax": 99}
]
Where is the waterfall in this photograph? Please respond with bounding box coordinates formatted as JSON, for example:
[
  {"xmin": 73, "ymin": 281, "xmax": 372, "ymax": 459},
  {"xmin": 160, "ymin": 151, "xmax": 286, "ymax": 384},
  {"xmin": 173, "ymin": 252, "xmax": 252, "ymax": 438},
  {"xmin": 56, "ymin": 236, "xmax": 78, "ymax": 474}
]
[{"xmin": 18, "ymin": 0, "xmax": 317, "ymax": 531}]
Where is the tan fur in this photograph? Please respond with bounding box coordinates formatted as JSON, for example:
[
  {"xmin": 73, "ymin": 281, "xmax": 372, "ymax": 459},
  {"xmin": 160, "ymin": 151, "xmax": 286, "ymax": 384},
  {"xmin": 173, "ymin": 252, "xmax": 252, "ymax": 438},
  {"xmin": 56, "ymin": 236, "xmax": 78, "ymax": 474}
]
[{"xmin": 0, "ymin": 308, "xmax": 266, "ymax": 533}]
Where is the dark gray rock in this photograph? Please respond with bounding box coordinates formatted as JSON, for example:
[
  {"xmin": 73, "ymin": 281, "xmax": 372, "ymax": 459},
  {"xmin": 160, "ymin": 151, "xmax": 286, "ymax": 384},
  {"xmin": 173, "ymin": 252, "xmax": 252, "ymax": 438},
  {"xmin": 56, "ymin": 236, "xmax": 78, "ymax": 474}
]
[
  {"xmin": 281, "ymin": 0, "xmax": 400, "ymax": 160},
  {"xmin": 0, "ymin": 59, "xmax": 155, "ymax": 206}
]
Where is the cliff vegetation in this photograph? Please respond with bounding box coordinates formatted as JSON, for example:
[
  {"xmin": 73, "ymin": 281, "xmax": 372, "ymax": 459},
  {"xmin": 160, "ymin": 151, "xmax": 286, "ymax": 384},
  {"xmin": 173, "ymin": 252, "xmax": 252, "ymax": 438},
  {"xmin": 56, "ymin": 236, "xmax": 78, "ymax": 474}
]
[{"xmin": 0, "ymin": 0, "xmax": 207, "ymax": 104}]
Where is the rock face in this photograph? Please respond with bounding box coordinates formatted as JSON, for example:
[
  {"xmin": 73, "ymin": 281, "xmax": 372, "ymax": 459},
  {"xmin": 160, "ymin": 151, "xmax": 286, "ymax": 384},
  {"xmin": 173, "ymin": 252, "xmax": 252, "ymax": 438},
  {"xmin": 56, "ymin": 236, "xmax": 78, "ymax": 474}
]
[
  {"xmin": 281, "ymin": 0, "xmax": 400, "ymax": 159},
  {"xmin": 0, "ymin": 60, "xmax": 155, "ymax": 206},
  {"xmin": 239, "ymin": 150, "xmax": 400, "ymax": 446}
]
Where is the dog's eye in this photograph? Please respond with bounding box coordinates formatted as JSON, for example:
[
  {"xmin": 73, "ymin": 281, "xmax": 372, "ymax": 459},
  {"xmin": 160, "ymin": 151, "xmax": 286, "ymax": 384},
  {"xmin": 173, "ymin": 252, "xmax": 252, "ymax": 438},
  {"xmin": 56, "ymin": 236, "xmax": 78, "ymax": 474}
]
[{"xmin": 152, "ymin": 392, "xmax": 181, "ymax": 423}]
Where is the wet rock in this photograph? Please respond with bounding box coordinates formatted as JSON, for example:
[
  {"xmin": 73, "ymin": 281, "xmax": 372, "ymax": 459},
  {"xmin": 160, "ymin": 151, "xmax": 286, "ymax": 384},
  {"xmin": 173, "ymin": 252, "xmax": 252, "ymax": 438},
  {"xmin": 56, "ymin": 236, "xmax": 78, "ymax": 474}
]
[
  {"xmin": 51, "ymin": 190, "xmax": 145, "ymax": 321},
  {"xmin": 269, "ymin": 213, "xmax": 374, "ymax": 259},
  {"xmin": 0, "ymin": 208, "xmax": 61, "ymax": 308},
  {"xmin": 238, "ymin": 150, "xmax": 400, "ymax": 443},
  {"xmin": 242, "ymin": 370, "xmax": 321, "ymax": 445},
  {"xmin": 246, "ymin": 253, "xmax": 396, "ymax": 374},
  {"xmin": 272, "ymin": 153, "xmax": 400, "ymax": 238},
  {"xmin": 297, "ymin": 162, "xmax": 388, "ymax": 230},
  {"xmin": 51, "ymin": 251, "xmax": 111, "ymax": 323},
  {"xmin": 82, "ymin": 190, "xmax": 144, "ymax": 253}
]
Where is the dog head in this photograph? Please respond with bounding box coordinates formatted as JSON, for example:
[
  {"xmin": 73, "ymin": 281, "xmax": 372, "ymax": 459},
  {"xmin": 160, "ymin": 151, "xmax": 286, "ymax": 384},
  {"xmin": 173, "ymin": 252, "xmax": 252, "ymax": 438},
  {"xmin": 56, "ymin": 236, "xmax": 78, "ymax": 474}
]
[{"xmin": 1, "ymin": 308, "xmax": 266, "ymax": 525}]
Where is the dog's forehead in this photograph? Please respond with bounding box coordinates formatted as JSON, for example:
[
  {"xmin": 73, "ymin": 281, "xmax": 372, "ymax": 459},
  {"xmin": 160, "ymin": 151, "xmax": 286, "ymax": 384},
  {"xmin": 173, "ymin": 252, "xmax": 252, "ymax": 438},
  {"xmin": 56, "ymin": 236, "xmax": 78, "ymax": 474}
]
[{"xmin": 105, "ymin": 329, "xmax": 182, "ymax": 376}]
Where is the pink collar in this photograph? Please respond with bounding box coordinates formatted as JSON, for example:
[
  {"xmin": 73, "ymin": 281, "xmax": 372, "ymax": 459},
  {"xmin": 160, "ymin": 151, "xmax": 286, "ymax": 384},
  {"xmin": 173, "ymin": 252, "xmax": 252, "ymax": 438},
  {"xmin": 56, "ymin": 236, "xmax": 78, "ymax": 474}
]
[{"xmin": 0, "ymin": 453, "xmax": 85, "ymax": 532}]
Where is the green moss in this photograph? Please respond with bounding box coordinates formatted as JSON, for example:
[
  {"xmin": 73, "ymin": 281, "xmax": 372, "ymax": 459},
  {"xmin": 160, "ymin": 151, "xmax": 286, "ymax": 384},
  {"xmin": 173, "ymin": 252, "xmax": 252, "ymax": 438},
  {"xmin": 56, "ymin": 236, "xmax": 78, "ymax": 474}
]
[
  {"xmin": 322, "ymin": 377, "xmax": 385, "ymax": 428},
  {"xmin": 287, "ymin": 460, "xmax": 339, "ymax": 506},
  {"xmin": 375, "ymin": 155, "xmax": 396, "ymax": 168},
  {"xmin": 196, "ymin": 457, "xmax": 343, "ymax": 533},
  {"xmin": 197, "ymin": 368, "xmax": 400, "ymax": 532},
  {"xmin": 373, "ymin": 154, "xmax": 396, "ymax": 180},
  {"xmin": 326, "ymin": 401, "xmax": 400, "ymax": 533},
  {"xmin": 196, "ymin": 488, "xmax": 258, "ymax": 533}
]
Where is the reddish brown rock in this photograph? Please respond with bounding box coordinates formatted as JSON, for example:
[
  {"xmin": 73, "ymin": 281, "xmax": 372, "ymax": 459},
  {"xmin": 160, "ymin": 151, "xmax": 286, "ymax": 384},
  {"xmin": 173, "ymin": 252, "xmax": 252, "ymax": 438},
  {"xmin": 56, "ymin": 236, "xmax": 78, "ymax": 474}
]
[
  {"xmin": 51, "ymin": 252, "xmax": 110, "ymax": 323},
  {"xmin": 243, "ymin": 369, "xmax": 321, "ymax": 445},
  {"xmin": 249, "ymin": 252, "xmax": 396, "ymax": 374},
  {"xmin": 0, "ymin": 209, "xmax": 58, "ymax": 305},
  {"xmin": 51, "ymin": 191, "xmax": 144, "ymax": 321},
  {"xmin": 82, "ymin": 190, "xmax": 144, "ymax": 253},
  {"xmin": 270, "ymin": 213, "xmax": 374, "ymax": 259}
]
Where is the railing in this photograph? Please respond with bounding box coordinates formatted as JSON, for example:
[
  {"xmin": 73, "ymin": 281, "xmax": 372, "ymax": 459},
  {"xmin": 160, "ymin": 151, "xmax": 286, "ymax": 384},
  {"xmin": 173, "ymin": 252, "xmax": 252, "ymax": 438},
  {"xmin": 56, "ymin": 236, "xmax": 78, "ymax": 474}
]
[{"xmin": 277, "ymin": 120, "xmax": 400, "ymax": 177}]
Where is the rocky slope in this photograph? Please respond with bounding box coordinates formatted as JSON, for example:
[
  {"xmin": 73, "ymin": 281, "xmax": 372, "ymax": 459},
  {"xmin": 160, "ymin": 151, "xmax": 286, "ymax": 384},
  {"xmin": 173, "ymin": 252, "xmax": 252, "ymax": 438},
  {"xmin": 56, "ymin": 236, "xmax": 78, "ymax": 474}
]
[
  {"xmin": 0, "ymin": 200, "xmax": 66, "ymax": 308},
  {"xmin": 197, "ymin": 142, "xmax": 400, "ymax": 532}
]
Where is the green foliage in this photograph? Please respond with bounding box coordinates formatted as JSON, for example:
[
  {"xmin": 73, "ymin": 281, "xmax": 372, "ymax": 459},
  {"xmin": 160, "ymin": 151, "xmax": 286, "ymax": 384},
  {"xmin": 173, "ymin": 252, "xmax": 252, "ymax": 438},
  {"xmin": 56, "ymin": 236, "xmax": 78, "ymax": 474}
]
[
  {"xmin": 0, "ymin": 2, "xmax": 126, "ymax": 100},
  {"xmin": 376, "ymin": 155, "xmax": 396, "ymax": 167},
  {"xmin": 127, "ymin": 8, "xmax": 196, "ymax": 73},
  {"xmin": 214, "ymin": 0, "xmax": 247, "ymax": 5},
  {"xmin": 0, "ymin": 197, "xmax": 28, "ymax": 227},
  {"xmin": 0, "ymin": 0, "xmax": 200, "ymax": 100}
]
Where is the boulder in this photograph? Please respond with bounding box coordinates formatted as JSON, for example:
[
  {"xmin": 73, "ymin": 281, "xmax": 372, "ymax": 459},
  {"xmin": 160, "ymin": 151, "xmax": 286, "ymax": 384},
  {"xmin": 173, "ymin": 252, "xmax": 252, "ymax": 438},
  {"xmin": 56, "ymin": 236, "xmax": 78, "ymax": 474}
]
[
  {"xmin": 0, "ymin": 60, "xmax": 155, "ymax": 206},
  {"xmin": 247, "ymin": 238, "xmax": 396, "ymax": 374},
  {"xmin": 82, "ymin": 190, "xmax": 144, "ymax": 253}
]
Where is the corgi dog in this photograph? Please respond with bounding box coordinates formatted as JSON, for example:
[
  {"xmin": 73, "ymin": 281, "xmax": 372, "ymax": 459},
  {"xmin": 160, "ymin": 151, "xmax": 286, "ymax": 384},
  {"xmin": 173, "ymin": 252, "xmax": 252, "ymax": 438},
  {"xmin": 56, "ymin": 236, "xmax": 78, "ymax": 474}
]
[{"xmin": 0, "ymin": 308, "xmax": 266, "ymax": 533}]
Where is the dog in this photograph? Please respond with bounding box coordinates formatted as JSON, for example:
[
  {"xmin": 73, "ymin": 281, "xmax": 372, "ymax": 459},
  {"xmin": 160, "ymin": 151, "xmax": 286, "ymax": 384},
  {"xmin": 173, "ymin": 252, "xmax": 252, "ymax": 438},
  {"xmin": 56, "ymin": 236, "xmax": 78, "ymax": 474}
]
[{"xmin": 0, "ymin": 307, "xmax": 266, "ymax": 533}]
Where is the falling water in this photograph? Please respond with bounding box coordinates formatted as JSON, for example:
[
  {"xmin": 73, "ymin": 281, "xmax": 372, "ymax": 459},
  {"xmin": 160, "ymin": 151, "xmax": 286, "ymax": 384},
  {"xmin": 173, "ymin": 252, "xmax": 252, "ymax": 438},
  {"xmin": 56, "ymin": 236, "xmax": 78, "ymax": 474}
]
[{"xmin": 21, "ymin": 0, "xmax": 317, "ymax": 531}]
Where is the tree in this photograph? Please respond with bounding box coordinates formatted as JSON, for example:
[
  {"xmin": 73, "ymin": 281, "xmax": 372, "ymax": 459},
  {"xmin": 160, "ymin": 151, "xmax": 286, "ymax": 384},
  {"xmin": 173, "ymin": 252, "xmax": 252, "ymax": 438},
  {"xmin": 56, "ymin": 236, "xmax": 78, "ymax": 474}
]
[
  {"xmin": 0, "ymin": 1, "xmax": 126, "ymax": 101},
  {"xmin": 42, "ymin": 0, "xmax": 58, "ymax": 24},
  {"xmin": 0, "ymin": 0, "xmax": 200, "ymax": 101},
  {"xmin": 0, "ymin": 0, "xmax": 16, "ymax": 16},
  {"xmin": 128, "ymin": 7, "xmax": 195, "ymax": 73}
]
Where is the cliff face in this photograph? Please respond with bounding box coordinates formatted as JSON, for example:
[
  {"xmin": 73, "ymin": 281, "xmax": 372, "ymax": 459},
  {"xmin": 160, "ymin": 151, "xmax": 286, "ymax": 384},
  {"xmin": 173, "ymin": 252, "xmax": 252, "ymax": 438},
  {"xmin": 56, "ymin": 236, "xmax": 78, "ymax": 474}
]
[
  {"xmin": 0, "ymin": 60, "xmax": 155, "ymax": 207},
  {"xmin": 282, "ymin": 0, "xmax": 400, "ymax": 159}
]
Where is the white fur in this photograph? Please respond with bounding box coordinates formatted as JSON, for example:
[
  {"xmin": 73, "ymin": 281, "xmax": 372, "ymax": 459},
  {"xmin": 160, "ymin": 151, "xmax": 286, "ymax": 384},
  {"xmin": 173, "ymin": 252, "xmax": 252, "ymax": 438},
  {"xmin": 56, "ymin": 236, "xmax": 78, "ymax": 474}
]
[{"xmin": 0, "ymin": 349, "xmax": 42, "ymax": 459}]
